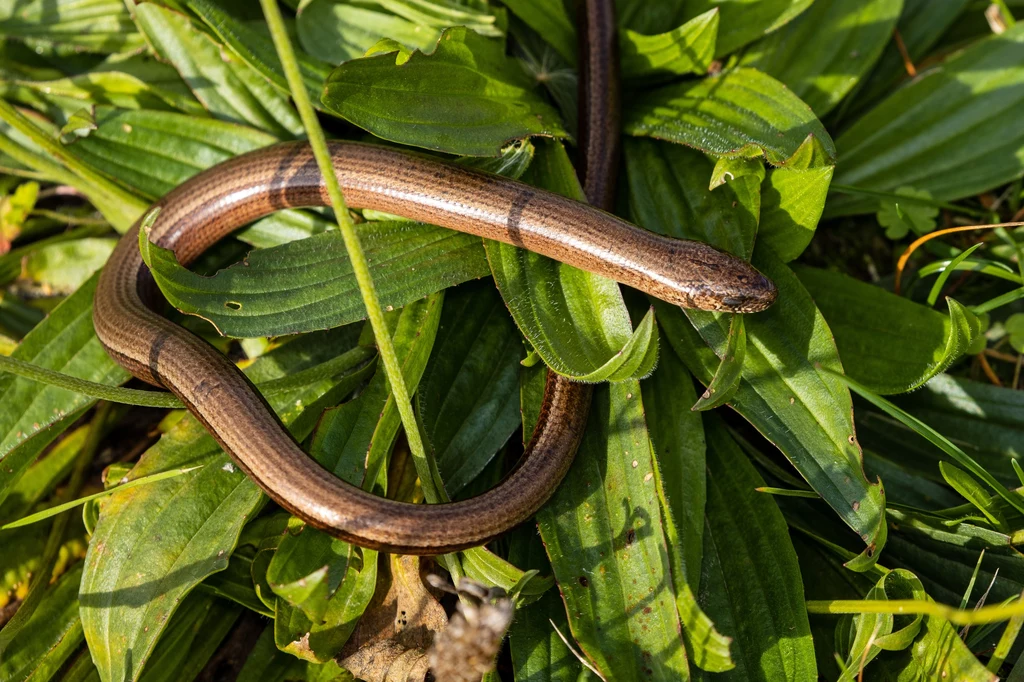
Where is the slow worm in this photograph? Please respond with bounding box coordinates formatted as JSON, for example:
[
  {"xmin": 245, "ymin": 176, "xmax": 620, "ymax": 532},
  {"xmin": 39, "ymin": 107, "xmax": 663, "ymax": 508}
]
[{"xmin": 93, "ymin": 15, "xmax": 776, "ymax": 556}]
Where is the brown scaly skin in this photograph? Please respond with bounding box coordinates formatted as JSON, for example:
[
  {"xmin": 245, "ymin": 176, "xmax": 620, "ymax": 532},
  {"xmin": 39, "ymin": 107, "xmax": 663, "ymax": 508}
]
[{"xmin": 94, "ymin": 131, "xmax": 776, "ymax": 556}]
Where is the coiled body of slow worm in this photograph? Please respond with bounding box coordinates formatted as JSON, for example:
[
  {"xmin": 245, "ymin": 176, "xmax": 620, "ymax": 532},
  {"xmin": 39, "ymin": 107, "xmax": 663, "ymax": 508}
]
[{"xmin": 92, "ymin": 141, "xmax": 777, "ymax": 554}]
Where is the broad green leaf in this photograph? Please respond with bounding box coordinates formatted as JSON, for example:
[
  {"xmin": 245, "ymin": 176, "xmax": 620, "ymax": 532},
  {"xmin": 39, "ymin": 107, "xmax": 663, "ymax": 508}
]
[
  {"xmin": 643, "ymin": 347, "xmax": 734, "ymax": 672},
  {"xmin": 506, "ymin": 527, "xmax": 586, "ymax": 682},
  {"xmin": 624, "ymin": 67, "xmax": 836, "ymax": 166},
  {"xmin": 758, "ymin": 161, "xmax": 833, "ymax": 262},
  {"xmin": 417, "ymin": 281, "xmax": 522, "ymax": 494},
  {"xmin": 699, "ymin": 416, "xmax": 816, "ymax": 681},
  {"xmin": 141, "ymin": 220, "xmax": 489, "ymax": 338},
  {"xmin": 684, "ymin": 0, "xmax": 814, "ymax": 57},
  {"xmin": 460, "ymin": 546, "xmax": 554, "ymax": 607},
  {"xmin": 321, "ymin": 26, "xmax": 568, "ymax": 157},
  {"xmin": 80, "ymin": 326, "xmax": 366, "ymax": 682},
  {"xmin": 739, "ymin": 0, "xmax": 903, "ymax": 116},
  {"xmin": 135, "ymin": 591, "xmax": 240, "ymax": 682},
  {"xmin": 796, "ymin": 267, "xmax": 983, "ymax": 394},
  {"xmin": 617, "ymin": 0, "xmax": 687, "ymax": 35},
  {"xmin": 486, "ymin": 140, "xmax": 658, "ymax": 382},
  {"xmin": 625, "ymin": 139, "xmax": 758, "ymax": 261},
  {"xmin": 0, "ymin": 0, "xmax": 144, "ymax": 53},
  {"xmin": 0, "ymin": 54, "xmax": 206, "ymax": 119},
  {"xmin": 0, "ymin": 274, "xmax": 126, "ymax": 506},
  {"xmin": 621, "ymin": 9, "xmax": 718, "ymax": 82},
  {"xmin": 643, "ymin": 344, "xmax": 705, "ymax": 591},
  {"xmin": 186, "ymin": 0, "xmax": 332, "ymax": 106},
  {"xmin": 20, "ymin": 237, "xmax": 116, "ymax": 293},
  {"xmin": 500, "ymin": 0, "xmax": 576, "ymax": 65},
  {"xmin": 654, "ymin": 252, "xmax": 887, "ymax": 569},
  {"xmin": 538, "ymin": 381, "xmax": 690, "ymax": 680},
  {"xmin": 828, "ymin": 23, "xmax": 1024, "ymax": 217},
  {"xmin": 848, "ymin": 0, "xmax": 972, "ymax": 119},
  {"xmin": 296, "ymin": 0, "xmax": 443, "ymax": 64},
  {"xmin": 372, "ymin": 0, "xmax": 502, "ymax": 38},
  {"xmin": 67, "ymin": 106, "xmax": 277, "ymax": 200},
  {"xmin": 134, "ymin": 2, "xmax": 303, "ymax": 138},
  {"xmin": 0, "ymin": 565, "xmax": 84, "ymax": 682}
]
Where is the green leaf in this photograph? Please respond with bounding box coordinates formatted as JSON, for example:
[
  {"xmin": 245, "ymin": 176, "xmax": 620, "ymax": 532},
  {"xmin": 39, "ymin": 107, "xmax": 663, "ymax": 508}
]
[
  {"xmin": 654, "ymin": 251, "xmax": 887, "ymax": 570},
  {"xmin": 624, "ymin": 67, "xmax": 835, "ymax": 166},
  {"xmin": 0, "ymin": 273, "xmax": 127, "ymax": 507},
  {"xmin": 486, "ymin": 139, "xmax": 658, "ymax": 382},
  {"xmin": 643, "ymin": 348, "xmax": 734, "ymax": 672},
  {"xmin": 828, "ymin": 23, "xmax": 1024, "ymax": 217},
  {"xmin": 927, "ymin": 243, "xmax": 985, "ymax": 307},
  {"xmin": 691, "ymin": 314, "xmax": 745, "ymax": 411},
  {"xmin": 796, "ymin": 267, "xmax": 983, "ymax": 394},
  {"xmin": 0, "ymin": 565, "xmax": 84, "ymax": 682},
  {"xmin": 876, "ymin": 187, "xmax": 939, "ymax": 239},
  {"xmin": 537, "ymin": 381, "xmax": 691, "ymax": 680},
  {"xmin": 625, "ymin": 138, "xmax": 758, "ymax": 262},
  {"xmin": 0, "ymin": 180, "xmax": 39, "ymax": 242},
  {"xmin": 20, "ymin": 237, "xmax": 116, "ymax": 293},
  {"xmin": 321, "ymin": 26, "xmax": 568, "ymax": 157},
  {"xmin": 417, "ymin": 282, "xmax": 522, "ymax": 494},
  {"xmin": 699, "ymin": 415, "xmax": 816, "ymax": 681},
  {"xmin": 620, "ymin": 9, "xmax": 718, "ymax": 82},
  {"xmin": 296, "ymin": 0, "xmax": 443, "ymax": 64},
  {"xmin": 684, "ymin": 0, "xmax": 814, "ymax": 57},
  {"xmin": 185, "ymin": 0, "xmax": 332, "ymax": 106},
  {"xmin": 134, "ymin": 2, "xmax": 303, "ymax": 138},
  {"xmin": 939, "ymin": 461, "xmax": 1006, "ymax": 527},
  {"xmin": 79, "ymin": 325, "xmax": 367, "ymax": 682},
  {"xmin": 0, "ymin": 0, "xmax": 144, "ymax": 53},
  {"xmin": 739, "ymin": 0, "xmax": 904, "ymax": 116},
  {"xmin": 500, "ymin": 0, "xmax": 576, "ymax": 65},
  {"xmin": 1, "ymin": 53, "xmax": 206, "ymax": 118},
  {"xmin": 848, "ymin": 0, "xmax": 972, "ymax": 114},
  {"xmin": 758, "ymin": 160, "xmax": 833, "ymax": 262},
  {"xmin": 135, "ymin": 591, "xmax": 240, "ymax": 682},
  {"xmin": 141, "ymin": 220, "xmax": 489, "ymax": 338},
  {"xmin": 506, "ymin": 527, "xmax": 585, "ymax": 682}
]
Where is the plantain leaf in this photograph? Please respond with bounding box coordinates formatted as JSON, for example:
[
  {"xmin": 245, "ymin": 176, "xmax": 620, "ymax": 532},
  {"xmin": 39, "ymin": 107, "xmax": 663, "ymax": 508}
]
[
  {"xmin": 624, "ymin": 67, "xmax": 835, "ymax": 166},
  {"xmin": 828, "ymin": 23, "xmax": 1024, "ymax": 217},
  {"xmin": 621, "ymin": 9, "xmax": 718, "ymax": 82},
  {"xmin": 796, "ymin": 267, "xmax": 983, "ymax": 394},
  {"xmin": 134, "ymin": 2, "xmax": 303, "ymax": 137},
  {"xmin": 684, "ymin": 0, "xmax": 814, "ymax": 57},
  {"xmin": 0, "ymin": 565, "xmax": 84, "ymax": 682},
  {"xmin": 0, "ymin": 0, "xmax": 144, "ymax": 53},
  {"xmin": 500, "ymin": 0, "xmax": 576, "ymax": 65},
  {"xmin": 296, "ymin": 0, "xmax": 443, "ymax": 64},
  {"xmin": 185, "ymin": 0, "xmax": 332, "ymax": 106},
  {"xmin": 140, "ymin": 220, "xmax": 489, "ymax": 338},
  {"xmin": 321, "ymin": 26, "xmax": 568, "ymax": 157},
  {"xmin": 699, "ymin": 415, "xmax": 816, "ymax": 681},
  {"xmin": 536, "ymin": 380, "xmax": 691, "ymax": 680},
  {"xmin": 739, "ymin": 0, "xmax": 904, "ymax": 116}
]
